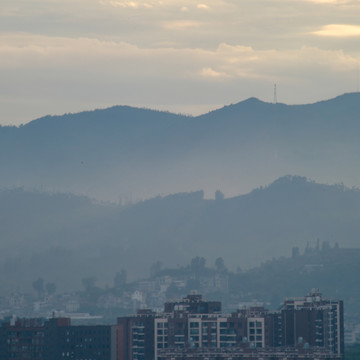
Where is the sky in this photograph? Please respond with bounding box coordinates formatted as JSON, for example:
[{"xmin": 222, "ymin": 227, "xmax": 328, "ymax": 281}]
[{"xmin": 1, "ymin": 0, "xmax": 360, "ymax": 125}]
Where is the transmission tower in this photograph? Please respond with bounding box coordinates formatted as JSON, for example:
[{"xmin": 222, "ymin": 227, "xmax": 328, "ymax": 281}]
[{"xmin": 273, "ymin": 84, "xmax": 277, "ymax": 104}]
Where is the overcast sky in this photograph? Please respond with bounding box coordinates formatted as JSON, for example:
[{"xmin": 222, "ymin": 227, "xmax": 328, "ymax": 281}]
[{"xmin": 1, "ymin": 0, "xmax": 360, "ymax": 125}]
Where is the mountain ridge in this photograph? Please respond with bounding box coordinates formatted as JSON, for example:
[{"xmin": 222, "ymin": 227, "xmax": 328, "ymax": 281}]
[
  {"xmin": 1, "ymin": 92, "xmax": 360, "ymax": 201},
  {"xmin": 4, "ymin": 92, "xmax": 358, "ymax": 128}
]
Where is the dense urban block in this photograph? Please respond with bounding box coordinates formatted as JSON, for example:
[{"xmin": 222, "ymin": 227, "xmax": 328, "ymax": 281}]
[{"xmin": 0, "ymin": 290, "xmax": 343, "ymax": 360}]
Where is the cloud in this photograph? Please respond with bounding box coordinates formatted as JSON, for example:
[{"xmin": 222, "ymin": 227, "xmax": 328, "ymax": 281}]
[
  {"xmin": 201, "ymin": 67, "xmax": 228, "ymax": 78},
  {"xmin": 162, "ymin": 20, "xmax": 202, "ymax": 30},
  {"xmin": 303, "ymin": 0, "xmax": 352, "ymax": 3},
  {"xmin": 197, "ymin": 4, "xmax": 210, "ymax": 10},
  {"xmin": 104, "ymin": 0, "xmax": 155, "ymax": 8},
  {"xmin": 1, "ymin": 32, "xmax": 360, "ymax": 125},
  {"xmin": 312, "ymin": 24, "xmax": 360, "ymax": 37},
  {"xmin": 108, "ymin": 1, "xmax": 140, "ymax": 8},
  {"xmin": 1, "ymin": 33, "xmax": 356, "ymax": 80},
  {"xmin": 100, "ymin": 0, "xmax": 220, "ymax": 9}
]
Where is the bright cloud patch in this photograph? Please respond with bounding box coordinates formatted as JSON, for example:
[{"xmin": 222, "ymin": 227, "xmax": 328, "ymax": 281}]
[
  {"xmin": 302, "ymin": 0, "xmax": 359, "ymax": 3},
  {"xmin": 162, "ymin": 20, "xmax": 202, "ymax": 30},
  {"xmin": 313, "ymin": 24, "xmax": 360, "ymax": 37},
  {"xmin": 101, "ymin": 0, "xmax": 158, "ymax": 8},
  {"xmin": 197, "ymin": 4, "xmax": 210, "ymax": 10},
  {"xmin": 201, "ymin": 67, "xmax": 227, "ymax": 78},
  {"xmin": 304, "ymin": 0, "xmax": 345, "ymax": 3},
  {"xmin": 108, "ymin": 1, "xmax": 140, "ymax": 8},
  {"xmin": 100, "ymin": 0, "xmax": 221, "ymax": 9},
  {"xmin": 1, "ymin": 34, "xmax": 357, "ymax": 76}
]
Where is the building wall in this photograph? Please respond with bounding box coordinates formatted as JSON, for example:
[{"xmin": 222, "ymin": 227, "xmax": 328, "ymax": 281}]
[
  {"xmin": 118, "ymin": 292, "xmax": 344, "ymax": 360},
  {"xmin": 117, "ymin": 310, "xmax": 155, "ymax": 360},
  {"xmin": 281, "ymin": 291, "xmax": 344, "ymax": 356},
  {"xmin": 0, "ymin": 318, "xmax": 47, "ymax": 360},
  {"xmin": 0, "ymin": 317, "xmax": 115, "ymax": 360}
]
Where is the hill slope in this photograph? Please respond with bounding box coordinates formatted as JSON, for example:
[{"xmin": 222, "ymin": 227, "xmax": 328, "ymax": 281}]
[
  {"xmin": 1, "ymin": 176, "xmax": 360, "ymax": 294},
  {"xmin": 1, "ymin": 93, "xmax": 360, "ymax": 200}
]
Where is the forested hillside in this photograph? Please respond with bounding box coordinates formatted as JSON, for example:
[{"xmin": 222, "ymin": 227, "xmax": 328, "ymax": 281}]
[
  {"xmin": 1, "ymin": 93, "xmax": 360, "ymax": 201},
  {"xmin": 1, "ymin": 176, "xmax": 360, "ymax": 294}
]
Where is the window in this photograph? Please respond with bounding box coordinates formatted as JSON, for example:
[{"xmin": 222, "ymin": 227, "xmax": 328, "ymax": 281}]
[{"xmin": 190, "ymin": 322, "xmax": 199, "ymax": 328}]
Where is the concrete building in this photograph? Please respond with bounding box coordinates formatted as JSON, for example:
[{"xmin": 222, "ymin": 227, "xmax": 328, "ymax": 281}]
[
  {"xmin": 0, "ymin": 290, "xmax": 343, "ymax": 360},
  {"xmin": 0, "ymin": 317, "xmax": 117, "ymax": 360},
  {"xmin": 0, "ymin": 317, "xmax": 47, "ymax": 359},
  {"xmin": 117, "ymin": 309, "xmax": 155, "ymax": 360},
  {"xmin": 117, "ymin": 291, "xmax": 344, "ymax": 360},
  {"xmin": 281, "ymin": 289, "xmax": 344, "ymax": 355},
  {"xmin": 156, "ymin": 346, "xmax": 343, "ymax": 360}
]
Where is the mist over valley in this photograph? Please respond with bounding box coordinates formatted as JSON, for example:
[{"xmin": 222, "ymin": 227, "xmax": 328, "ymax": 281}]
[
  {"xmin": 1, "ymin": 93, "xmax": 360, "ymax": 202},
  {"xmin": 1, "ymin": 93, "xmax": 360, "ymax": 304}
]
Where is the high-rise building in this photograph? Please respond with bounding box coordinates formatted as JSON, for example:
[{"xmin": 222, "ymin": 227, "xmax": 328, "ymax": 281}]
[
  {"xmin": 0, "ymin": 317, "xmax": 48, "ymax": 359},
  {"xmin": 117, "ymin": 291, "xmax": 344, "ymax": 360},
  {"xmin": 117, "ymin": 309, "xmax": 155, "ymax": 360},
  {"xmin": 44, "ymin": 318, "xmax": 116, "ymax": 360},
  {"xmin": 0, "ymin": 317, "xmax": 117, "ymax": 360},
  {"xmin": 281, "ymin": 289, "xmax": 344, "ymax": 355},
  {"xmin": 0, "ymin": 290, "xmax": 343, "ymax": 360}
]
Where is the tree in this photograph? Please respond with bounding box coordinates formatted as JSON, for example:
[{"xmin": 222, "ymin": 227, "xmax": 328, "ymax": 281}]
[
  {"xmin": 46, "ymin": 282, "xmax": 56, "ymax": 295},
  {"xmin": 215, "ymin": 257, "xmax": 227, "ymax": 273},
  {"xmin": 150, "ymin": 261, "xmax": 163, "ymax": 278},
  {"xmin": 215, "ymin": 190, "xmax": 224, "ymax": 201},
  {"xmin": 114, "ymin": 269, "xmax": 127, "ymax": 289},
  {"xmin": 190, "ymin": 257, "xmax": 206, "ymax": 279},
  {"xmin": 32, "ymin": 277, "xmax": 44, "ymax": 296},
  {"xmin": 81, "ymin": 276, "xmax": 97, "ymax": 291}
]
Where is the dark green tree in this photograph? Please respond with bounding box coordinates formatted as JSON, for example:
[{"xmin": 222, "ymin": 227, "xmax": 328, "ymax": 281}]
[
  {"xmin": 150, "ymin": 261, "xmax": 163, "ymax": 278},
  {"xmin": 81, "ymin": 276, "xmax": 97, "ymax": 291},
  {"xmin": 215, "ymin": 257, "xmax": 227, "ymax": 273},
  {"xmin": 46, "ymin": 282, "xmax": 56, "ymax": 295},
  {"xmin": 32, "ymin": 277, "xmax": 44, "ymax": 296},
  {"xmin": 114, "ymin": 270, "xmax": 127, "ymax": 289}
]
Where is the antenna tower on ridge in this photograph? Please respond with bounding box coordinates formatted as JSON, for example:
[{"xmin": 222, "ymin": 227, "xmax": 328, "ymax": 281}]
[{"xmin": 273, "ymin": 84, "xmax": 277, "ymax": 104}]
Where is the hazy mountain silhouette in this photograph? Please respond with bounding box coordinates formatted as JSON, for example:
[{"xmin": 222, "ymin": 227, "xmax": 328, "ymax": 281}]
[
  {"xmin": 230, "ymin": 245, "xmax": 360, "ymax": 313},
  {"xmin": 1, "ymin": 93, "xmax": 360, "ymax": 201},
  {"xmin": 1, "ymin": 176, "xmax": 360, "ymax": 294}
]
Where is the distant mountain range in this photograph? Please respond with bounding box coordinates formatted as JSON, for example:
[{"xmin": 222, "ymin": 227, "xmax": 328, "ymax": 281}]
[
  {"xmin": 1, "ymin": 93, "xmax": 360, "ymax": 201},
  {"xmin": 1, "ymin": 176, "xmax": 360, "ymax": 294}
]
